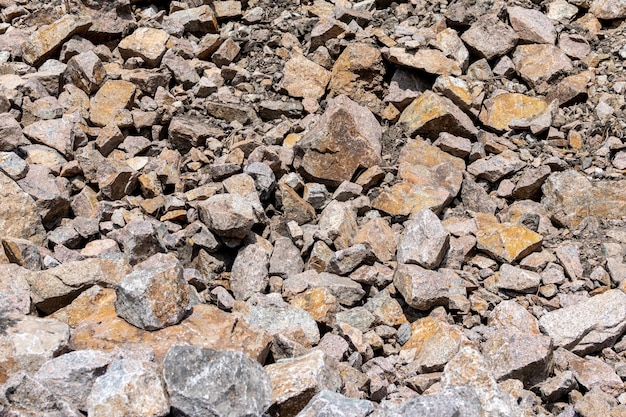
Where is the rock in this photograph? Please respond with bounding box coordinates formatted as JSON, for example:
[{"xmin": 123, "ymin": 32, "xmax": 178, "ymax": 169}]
[
  {"xmin": 115, "ymin": 254, "xmax": 190, "ymax": 330},
  {"xmin": 163, "ymin": 49, "xmax": 200, "ymax": 88},
  {"xmin": 397, "ymin": 208, "xmax": 450, "ymax": 269},
  {"xmin": 326, "ymin": 244, "xmax": 375, "ymax": 276},
  {"xmin": 317, "ymin": 200, "xmax": 358, "ymax": 250},
  {"xmin": 283, "ymin": 270, "xmax": 365, "ymax": 307},
  {"xmin": 17, "ymin": 164, "xmax": 70, "ymax": 229},
  {"xmin": 461, "ymin": 15, "xmax": 518, "ymax": 60},
  {"xmin": 198, "ymin": 193, "xmax": 261, "ymax": 239},
  {"xmin": 546, "ymin": 70, "xmax": 593, "ymax": 106},
  {"xmin": 488, "ymin": 300, "xmax": 540, "ymax": 334},
  {"xmin": 290, "ymin": 287, "xmax": 338, "ymax": 326},
  {"xmin": 163, "ymin": 345, "xmax": 271, "ymax": 417},
  {"xmin": 384, "ymin": 47, "xmax": 462, "ymax": 76},
  {"xmin": 34, "ymin": 349, "xmax": 113, "ymax": 411},
  {"xmin": 54, "ymin": 287, "xmax": 271, "ymax": 363},
  {"xmin": 282, "ymin": 54, "xmax": 331, "ymax": 100},
  {"xmin": 0, "ymin": 264, "xmax": 31, "ymax": 314},
  {"xmin": 393, "ymin": 263, "xmax": 452, "ymax": 310},
  {"xmin": 2, "ymin": 237, "xmax": 42, "ymax": 270},
  {"xmin": 508, "ymin": 6, "xmax": 556, "ymax": 44},
  {"xmin": 165, "ymin": 5, "xmax": 219, "ymax": 34},
  {"xmin": 23, "ymin": 118, "xmax": 74, "ymax": 158},
  {"xmin": 512, "ymin": 165, "xmax": 551, "ymax": 199},
  {"xmin": 398, "ymin": 90, "xmax": 477, "ymax": 139},
  {"xmin": 22, "ymin": 15, "xmax": 92, "ymax": 66},
  {"xmin": 0, "ymin": 113, "xmax": 27, "ymax": 151},
  {"xmin": 0, "ymin": 172, "xmax": 45, "ymax": 245},
  {"xmin": 230, "ymin": 241, "xmax": 272, "ymax": 301},
  {"xmin": 87, "ymin": 359, "xmax": 169, "ymax": 417},
  {"xmin": 294, "ymin": 95, "xmax": 382, "ymax": 187},
  {"xmin": 537, "ymin": 370, "xmax": 578, "ymax": 401},
  {"xmin": 475, "ymin": 213, "xmax": 543, "ymax": 263},
  {"xmin": 590, "ymin": 0, "xmax": 626, "ymax": 19},
  {"xmin": 538, "ymin": 289, "xmax": 626, "ymax": 354},
  {"xmin": 559, "ymin": 349, "xmax": 624, "ymax": 394},
  {"xmin": 108, "ymin": 220, "xmax": 163, "ymax": 265},
  {"xmin": 494, "ymin": 264, "xmax": 542, "ymax": 293},
  {"xmin": 269, "ymin": 237, "xmax": 304, "ymax": 278},
  {"xmin": 512, "ymin": 44, "xmax": 573, "ymax": 91},
  {"xmin": 0, "ymin": 313, "xmax": 70, "ymax": 384},
  {"xmin": 89, "ymin": 80, "xmax": 137, "ymax": 127},
  {"xmin": 376, "ymin": 387, "xmax": 483, "ymax": 417},
  {"xmin": 575, "ymin": 387, "xmax": 618, "ymax": 417},
  {"xmin": 479, "ymin": 93, "xmax": 548, "ymax": 132},
  {"xmin": 65, "ymin": 50, "xmax": 106, "ymax": 94},
  {"xmin": 118, "ymin": 27, "xmax": 169, "ymax": 68},
  {"xmin": 265, "ymin": 350, "xmax": 342, "ymax": 417},
  {"xmin": 353, "ymin": 218, "xmax": 397, "ymax": 262},
  {"xmin": 168, "ymin": 116, "xmax": 217, "ymax": 153},
  {"xmin": 555, "ymin": 243, "xmax": 584, "ymax": 280},
  {"xmin": 542, "ymin": 170, "xmax": 626, "ymax": 229},
  {"xmin": 25, "ymin": 258, "xmax": 131, "ymax": 314},
  {"xmin": 277, "ymin": 183, "xmax": 317, "ymax": 225},
  {"xmin": 294, "ymin": 390, "xmax": 374, "ymax": 417}
]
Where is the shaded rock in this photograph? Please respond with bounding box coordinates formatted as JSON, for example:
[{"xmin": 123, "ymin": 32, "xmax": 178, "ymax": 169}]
[
  {"xmin": 269, "ymin": 237, "xmax": 304, "ymax": 278},
  {"xmin": 537, "ymin": 370, "xmax": 578, "ymax": 402},
  {"xmin": 295, "ymin": 390, "xmax": 374, "ymax": 417},
  {"xmin": 168, "ymin": 115, "xmax": 216, "ymax": 153},
  {"xmin": 198, "ymin": 193, "xmax": 261, "ymax": 239},
  {"xmin": 468, "ymin": 150, "xmax": 526, "ymax": 182},
  {"xmin": 165, "ymin": 6, "xmax": 219, "ymax": 34},
  {"xmin": 590, "ymin": 0, "xmax": 626, "ymax": 19},
  {"xmin": 17, "ymin": 164, "xmax": 70, "ymax": 229},
  {"xmin": 118, "ymin": 27, "xmax": 169, "ymax": 68},
  {"xmin": 0, "ymin": 113, "xmax": 27, "ymax": 151},
  {"xmin": 538, "ymin": 289, "xmax": 626, "ymax": 354},
  {"xmin": 230, "ymin": 241, "xmax": 272, "ymax": 301},
  {"xmin": 555, "ymin": 242, "xmax": 584, "ymax": 280},
  {"xmin": 397, "ymin": 208, "xmax": 450, "ymax": 269},
  {"xmin": 512, "ymin": 44, "xmax": 573, "ymax": 91},
  {"xmin": 353, "ymin": 218, "xmax": 397, "ymax": 262},
  {"xmin": 488, "ymin": 300, "xmax": 540, "ymax": 334},
  {"xmin": 294, "ymin": 95, "xmax": 382, "ymax": 187},
  {"xmin": 277, "ymin": 183, "xmax": 317, "ymax": 225},
  {"xmin": 282, "ymin": 54, "xmax": 331, "ymax": 100},
  {"xmin": 375, "ymin": 386, "xmax": 482, "ymax": 417},
  {"xmin": 163, "ymin": 345, "xmax": 271, "ymax": 417},
  {"xmin": 22, "ymin": 15, "xmax": 92, "ymax": 66},
  {"xmin": 266, "ymin": 350, "xmax": 342, "ymax": 417},
  {"xmin": 87, "ymin": 359, "xmax": 169, "ymax": 417},
  {"xmin": 115, "ymin": 255, "xmax": 190, "ymax": 330},
  {"xmin": 461, "ymin": 15, "xmax": 518, "ymax": 60},
  {"xmin": 108, "ymin": 220, "xmax": 164, "ymax": 265},
  {"xmin": 327, "ymin": 244, "xmax": 375, "ymax": 276},
  {"xmin": 475, "ymin": 213, "xmax": 542, "ymax": 263},
  {"xmin": 64, "ymin": 50, "xmax": 106, "ymax": 94},
  {"xmin": 23, "ymin": 118, "xmax": 74, "ymax": 158},
  {"xmin": 559, "ymin": 349, "xmax": 624, "ymax": 394},
  {"xmin": 393, "ymin": 263, "xmax": 451, "ymax": 310},
  {"xmin": 317, "ymin": 200, "xmax": 358, "ymax": 250},
  {"xmin": 283, "ymin": 270, "xmax": 365, "ymax": 307},
  {"xmin": 290, "ymin": 287, "xmax": 339, "ymax": 327}
]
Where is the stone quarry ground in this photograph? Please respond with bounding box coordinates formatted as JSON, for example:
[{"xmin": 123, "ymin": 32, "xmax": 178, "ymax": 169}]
[{"xmin": 0, "ymin": 0, "xmax": 626, "ymax": 416}]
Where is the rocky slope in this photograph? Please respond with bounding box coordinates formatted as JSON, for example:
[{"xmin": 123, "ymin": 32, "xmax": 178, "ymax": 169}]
[{"xmin": 0, "ymin": 0, "xmax": 625, "ymax": 415}]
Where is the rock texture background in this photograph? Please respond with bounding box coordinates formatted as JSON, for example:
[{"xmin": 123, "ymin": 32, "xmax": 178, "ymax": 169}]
[{"xmin": 0, "ymin": 0, "xmax": 625, "ymax": 415}]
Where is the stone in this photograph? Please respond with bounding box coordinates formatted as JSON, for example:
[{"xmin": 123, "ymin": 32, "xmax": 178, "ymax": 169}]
[
  {"xmin": 398, "ymin": 91, "xmax": 477, "ymax": 139},
  {"xmin": 575, "ymin": 388, "xmax": 617, "ymax": 417},
  {"xmin": 397, "ymin": 208, "xmax": 450, "ymax": 269},
  {"xmin": 230, "ymin": 241, "xmax": 272, "ymax": 301},
  {"xmin": 54, "ymin": 287, "xmax": 271, "ymax": 363},
  {"xmin": 546, "ymin": 70, "xmax": 593, "ymax": 106},
  {"xmin": 265, "ymin": 350, "xmax": 342, "ymax": 417},
  {"xmin": 0, "ymin": 313, "xmax": 70, "ymax": 384},
  {"xmin": 555, "ymin": 243, "xmax": 584, "ymax": 280},
  {"xmin": 479, "ymin": 93, "xmax": 548, "ymax": 132},
  {"xmin": 87, "ymin": 359, "xmax": 169, "ymax": 417},
  {"xmin": 283, "ymin": 270, "xmax": 365, "ymax": 307},
  {"xmin": 538, "ymin": 289, "xmax": 626, "ymax": 354},
  {"xmin": 384, "ymin": 47, "xmax": 462, "ymax": 76},
  {"xmin": 294, "ymin": 95, "xmax": 381, "ymax": 187},
  {"xmin": 512, "ymin": 44, "xmax": 573, "ymax": 91},
  {"xmin": 198, "ymin": 193, "xmax": 261, "ymax": 239},
  {"xmin": 64, "ymin": 50, "xmax": 106, "ymax": 94},
  {"xmin": 0, "ymin": 264, "xmax": 31, "ymax": 314},
  {"xmin": 0, "ymin": 113, "xmax": 27, "ymax": 151},
  {"xmin": 22, "ymin": 15, "xmax": 92, "ymax": 66},
  {"xmin": 494, "ymin": 264, "xmax": 542, "ymax": 293},
  {"xmin": 538, "ymin": 370, "xmax": 578, "ymax": 401},
  {"xmin": 23, "ymin": 118, "xmax": 74, "ymax": 158},
  {"xmin": 376, "ymin": 387, "xmax": 483, "ymax": 417},
  {"xmin": 163, "ymin": 345, "xmax": 271, "ymax": 417},
  {"xmin": 290, "ymin": 287, "xmax": 339, "ymax": 326},
  {"xmin": 317, "ymin": 200, "xmax": 358, "ymax": 250},
  {"xmin": 326, "ymin": 244, "xmax": 375, "ymax": 276},
  {"xmin": 108, "ymin": 220, "xmax": 163, "ymax": 265},
  {"xmin": 310, "ymin": 18, "xmax": 348, "ymax": 51},
  {"xmin": 168, "ymin": 116, "xmax": 216, "ymax": 153},
  {"xmin": 393, "ymin": 264, "xmax": 451, "ymax": 310},
  {"xmin": 17, "ymin": 164, "xmax": 70, "ymax": 229},
  {"xmin": 512, "ymin": 165, "xmax": 551, "ymax": 199},
  {"xmin": 165, "ymin": 6, "xmax": 219, "ymax": 34},
  {"xmin": 163, "ymin": 50, "xmax": 200, "ymax": 88},
  {"xmin": 281, "ymin": 54, "xmax": 331, "ymax": 100},
  {"xmin": 364, "ymin": 289, "xmax": 406, "ymax": 327},
  {"xmin": 475, "ymin": 213, "xmax": 543, "ymax": 263},
  {"xmin": 559, "ymin": 350, "xmax": 624, "ymax": 394},
  {"xmin": 353, "ymin": 218, "xmax": 397, "ymax": 262},
  {"xmin": 90, "ymin": 80, "xmax": 137, "ymax": 127},
  {"xmin": 277, "ymin": 183, "xmax": 317, "ymax": 225},
  {"xmin": 34, "ymin": 349, "xmax": 113, "ymax": 411},
  {"xmin": 488, "ymin": 300, "xmax": 540, "ymax": 334},
  {"xmin": 542, "ymin": 170, "xmax": 626, "ymax": 229},
  {"xmin": 559, "ymin": 33, "xmax": 591, "ymax": 59},
  {"xmin": 118, "ymin": 27, "xmax": 169, "ymax": 68},
  {"xmin": 294, "ymin": 390, "xmax": 374, "ymax": 417},
  {"xmin": 590, "ymin": 0, "xmax": 626, "ymax": 19},
  {"xmin": 269, "ymin": 237, "xmax": 304, "ymax": 278},
  {"xmin": 115, "ymin": 254, "xmax": 190, "ymax": 330},
  {"xmin": 461, "ymin": 15, "xmax": 518, "ymax": 60},
  {"xmin": 508, "ymin": 6, "xmax": 556, "ymax": 44}
]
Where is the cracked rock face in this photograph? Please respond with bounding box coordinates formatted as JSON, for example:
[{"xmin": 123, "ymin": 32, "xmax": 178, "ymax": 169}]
[{"xmin": 2, "ymin": 0, "xmax": 626, "ymax": 416}]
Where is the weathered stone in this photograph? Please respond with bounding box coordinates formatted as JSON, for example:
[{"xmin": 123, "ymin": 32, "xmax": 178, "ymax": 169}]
[
  {"xmin": 164, "ymin": 345, "xmax": 271, "ymax": 417},
  {"xmin": 384, "ymin": 47, "xmax": 462, "ymax": 76},
  {"xmin": 397, "ymin": 208, "xmax": 450, "ymax": 269},
  {"xmin": 118, "ymin": 27, "xmax": 169, "ymax": 68},
  {"xmin": 326, "ymin": 244, "xmax": 375, "ymax": 276},
  {"xmin": 198, "ymin": 193, "xmax": 261, "ymax": 239},
  {"xmin": 64, "ymin": 50, "xmax": 106, "ymax": 94},
  {"xmin": 295, "ymin": 390, "xmax": 374, "ymax": 417},
  {"xmin": 353, "ymin": 218, "xmax": 396, "ymax": 262},
  {"xmin": 558, "ymin": 348, "xmax": 623, "ymax": 394},
  {"xmin": 53, "ymin": 287, "xmax": 271, "ymax": 363},
  {"xmin": 317, "ymin": 200, "xmax": 358, "ymax": 250},
  {"xmin": 538, "ymin": 289, "xmax": 626, "ymax": 354},
  {"xmin": 508, "ymin": 6, "xmax": 556, "ymax": 44},
  {"xmin": 22, "ymin": 15, "xmax": 92, "ymax": 66},
  {"xmin": 479, "ymin": 93, "xmax": 548, "ymax": 132},
  {"xmin": 108, "ymin": 220, "xmax": 163, "ymax": 265},
  {"xmin": 23, "ymin": 118, "xmax": 74, "ymax": 159},
  {"xmin": 461, "ymin": 15, "xmax": 518, "ymax": 60},
  {"xmin": 376, "ymin": 386, "xmax": 483, "ymax": 417},
  {"xmin": 513, "ymin": 44, "xmax": 573, "ymax": 91},
  {"xmin": 283, "ymin": 270, "xmax": 365, "ymax": 307},
  {"xmin": 165, "ymin": 6, "xmax": 219, "ymax": 34},
  {"xmin": 488, "ymin": 300, "xmax": 540, "ymax": 334},
  {"xmin": 590, "ymin": 0, "xmax": 626, "ymax": 19},
  {"xmin": 393, "ymin": 263, "xmax": 451, "ymax": 310},
  {"xmin": 90, "ymin": 80, "xmax": 136, "ymax": 127},
  {"xmin": 87, "ymin": 359, "xmax": 169, "ymax": 417},
  {"xmin": 265, "ymin": 350, "xmax": 342, "ymax": 417},
  {"xmin": 290, "ymin": 287, "xmax": 339, "ymax": 326},
  {"xmin": 555, "ymin": 242, "xmax": 584, "ymax": 280},
  {"xmin": 163, "ymin": 49, "xmax": 201, "ymax": 88},
  {"xmin": 277, "ymin": 183, "xmax": 317, "ymax": 225},
  {"xmin": 494, "ymin": 263, "xmax": 542, "ymax": 293},
  {"xmin": 294, "ymin": 95, "xmax": 381, "ymax": 187},
  {"xmin": 398, "ymin": 91, "xmax": 477, "ymax": 139},
  {"xmin": 17, "ymin": 164, "xmax": 70, "ymax": 228},
  {"xmin": 475, "ymin": 213, "xmax": 543, "ymax": 263},
  {"xmin": 0, "ymin": 113, "xmax": 27, "ymax": 151},
  {"xmin": 230, "ymin": 241, "xmax": 272, "ymax": 301},
  {"xmin": 269, "ymin": 236, "xmax": 304, "ymax": 278},
  {"xmin": 281, "ymin": 54, "xmax": 331, "ymax": 100},
  {"xmin": 0, "ymin": 264, "xmax": 31, "ymax": 314},
  {"xmin": 542, "ymin": 170, "xmax": 626, "ymax": 229},
  {"xmin": 546, "ymin": 70, "xmax": 593, "ymax": 106}
]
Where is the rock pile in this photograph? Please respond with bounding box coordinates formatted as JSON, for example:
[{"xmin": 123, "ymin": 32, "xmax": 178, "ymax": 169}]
[{"xmin": 0, "ymin": 0, "xmax": 625, "ymax": 415}]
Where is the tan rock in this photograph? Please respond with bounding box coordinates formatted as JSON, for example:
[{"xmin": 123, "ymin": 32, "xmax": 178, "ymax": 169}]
[
  {"xmin": 384, "ymin": 47, "xmax": 462, "ymax": 76},
  {"xmin": 281, "ymin": 54, "xmax": 331, "ymax": 100},
  {"xmin": 371, "ymin": 181, "xmax": 451, "ymax": 217},
  {"xmin": 475, "ymin": 213, "xmax": 543, "ymax": 263},
  {"xmin": 277, "ymin": 183, "xmax": 316, "ymax": 225},
  {"xmin": 546, "ymin": 70, "xmax": 593, "ymax": 106},
  {"xmin": 0, "ymin": 172, "xmax": 46, "ymax": 245},
  {"xmin": 353, "ymin": 217, "xmax": 397, "ymax": 262},
  {"xmin": 52, "ymin": 286, "xmax": 271, "ymax": 364},
  {"xmin": 165, "ymin": 5, "xmax": 219, "ymax": 34},
  {"xmin": 21, "ymin": 15, "xmax": 92, "ymax": 66},
  {"xmin": 398, "ymin": 90, "xmax": 477, "ymax": 139},
  {"xmin": 461, "ymin": 15, "xmax": 518, "ymax": 60},
  {"xmin": 90, "ymin": 80, "xmax": 136, "ymax": 127},
  {"xmin": 290, "ymin": 287, "xmax": 339, "ymax": 326},
  {"xmin": 479, "ymin": 93, "xmax": 548, "ymax": 132},
  {"xmin": 118, "ymin": 27, "xmax": 169, "ymax": 68},
  {"xmin": 590, "ymin": 0, "xmax": 626, "ymax": 19},
  {"xmin": 512, "ymin": 44, "xmax": 573, "ymax": 91}
]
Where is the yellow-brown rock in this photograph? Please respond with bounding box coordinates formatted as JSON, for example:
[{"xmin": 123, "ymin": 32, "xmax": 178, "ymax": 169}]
[
  {"xmin": 479, "ymin": 93, "xmax": 548, "ymax": 132},
  {"xmin": 398, "ymin": 90, "xmax": 478, "ymax": 139},
  {"xmin": 51, "ymin": 286, "xmax": 271, "ymax": 363},
  {"xmin": 353, "ymin": 217, "xmax": 397, "ymax": 262},
  {"xmin": 290, "ymin": 287, "xmax": 339, "ymax": 326},
  {"xmin": 281, "ymin": 54, "xmax": 331, "ymax": 100},
  {"xmin": 90, "ymin": 80, "xmax": 137, "ymax": 127},
  {"xmin": 21, "ymin": 15, "xmax": 92, "ymax": 66},
  {"xmin": 117, "ymin": 27, "xmax": 169, "ymax": 68},
  {"xmin": 385, "ymin": 47, "xmax": 462, "ymax": 76},
  {"xmin": 372, "ymin": 181, "xmax": 451, "ymax": 217},
  {"xmin": 475, "ymin": 213, "xmax": 543, "ymax": 263},
  {"xmin": 277, "ymin": 183, "xmax": 317, "ymax": 225}
]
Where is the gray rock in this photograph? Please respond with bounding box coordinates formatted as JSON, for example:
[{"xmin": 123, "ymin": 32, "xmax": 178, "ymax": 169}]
[
  {"xmin": 230, "ymin": 241, "xmax": 272, "ymax": 301},
  {"xmin": 494, "ymin": 264, "xmax": 541, "ymax": 293},
  {"xmin": 295, "ymin": 390, "xmax": 374, "ymax": 417},
  {"xmin": 538, "ymin": 289, "xmax": 626, "ymax": 354},
  {"xmin": 537, "ymin": 370, "xmax": 578, "ymax": 402},
  {"xmin": 198, "ymin": 193, "xmax": 261, "ymax": 239},
  {"xmin": 375, "ymin": 387, "xmax": 482, "ymax": 417},
  {"xmin": 22, "ymin": 118, "xmax": 75, "ymax": 158},
  {"xmin": 397, "ymin": 209, "xmax": 450, "ymax": 269},
  {"xmin": 326, "ymin": 244, "xmax": 376, "ymax": 275},
  {"xmin": 467, "ymin": 150, "xmax": 526, "ymax": 183},
  {"xmin": 0, "ymin": 151, "xmax": 29, "ymax": 181},
  {"xmin": 335, "ymin": 307, "xmax": 376, "ymax": 334},
  {"xmin": 64, "ymin": 50, "xmax": 105, "ymax": 93},
  {"xmin": 0, "ymin": 264, "xmax": 31, "ymax": 314},
  {"xmin": 507, "ymin": 6, "xmax": 556, "ymax": 44},
  {"xmin": 269, "ymin": 237, "xmax": 304, "ymax": 278},
  {"xmin": 283, "ymin": 270, "xmax": 365, "ymax": 307},
  {"xmin": 87, "ymin": 359, "xmax": 169, "ymax": 417},
  {"xmin": 34, "ymin": 350, "xmax": 113, "ymax": 411},
  {"xmin": 393, "ymin": 263, "xmax": 451, "ymax": 310},
  {"xmin": 317, "ymin": 200, "xmax": 358, "ymax": 250},
  {"xmin": 115, "ymin": 254, "xmax": 190, "ymax": 330},
  {"xmin": 0, "ymin": 113, "xmax": 27, "ymax": 151},
  {"xmin": 108, "ymin": 220, "xmax": 164, "ymax": 265},
  {"xmin": 168, "ymin": 116, "xmax": 216, "ymax": 153},
  {"xmin": 17, "ymin": 164, "xmax": 70, "ymax": 229},
  {"xmin": 163, "ymin": 345, "xmax": 271, "ymax": 417},
  {"xmin": 461, "ymin": 15, "xmax": 518, "ymax": 60},
  {"xmin": 555, "ymin": 242, "xmax": 583, "ymax": 280}
]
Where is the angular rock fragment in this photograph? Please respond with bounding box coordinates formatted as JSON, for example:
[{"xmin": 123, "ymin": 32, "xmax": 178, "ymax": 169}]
[
  {"xmin": 165, "ymin": 6, "xmax": 219, "ymax": 34},
  {"xmin": 508, "ymin": 6, "xmax": 556, "ymax": 44},
  {"xmin": 377, "ymin": 386, "xmax": 483, "ymax": 417},
  {"xmin": 108, "ymin": 220, "xmax": 163, "ymax": 265},
  {"xmin": 164, "ymin": 346, "xmax": 271, "ymax": 417},
  {"xmin": 230, "ymin": 241, "xmax": 272, "ymax": 301},
  {"xmin": 295, "ymin": 390, "xmax": 374, "ymax": 417},
  {"xmin": 198, "ymin": 193, "xmax": 261, "ymax": 239},
  {"xmin": 89, "ymin": 80, "xmax": 136, "ymax": 127},
  {"xmin": 590, "ymin": 0, "xmax": 626, "ymax": 19},
  {"xmin": 397, "ymin": 209, "xmax": 450, "ymax": 269},
  {"xmin": 23, "ymin": 118, "xmax": 75, "ymax": 158},
  {"xmin": 0, "ymin": 264, "xmax": 31, "ymax": 314},
  {"xmin": 283, "ymin": 270, "xmax": 365, "ymax": 307},
  {"xmin": 384, "ymin": 47, "xmax": 462, "ymax": 76},
  {"xmin": 475, "ymin": 213, "xmax": 542, "ymax": 263},
  {"xmin": 479, "ymin": 93, "xmax": 548, "ymax": 132},
  {"xmin": 0, "ymin": 113, "xmax": 27, "ymax": 152},
  {"xmin": 64, "ymin": 50, "xmax": 106, "ymax": 94},
  {"xmin": 512, "ymin": 44, "xmax": 573, "ymax": 91},
  {"xmin": 22, "ymin": 15, "xmax": 92, "ymax": 66},
  {"xmin": 118, "ymin": 27, "xmax": 169, "ymax": 68},
  {"xmin": 461, "ymin": 15, "xmax": 518, "ymax": 60},
  {"xmin": 281, "ymin": 54, "xmax": 331, "ymax": 100},
  {"xmin": 353, "ymin": 218, "xmax": 397, "ymax": 262},
  {"xmin": 393, "ymin": 264, "xmax": 452, "ymax": 310}
]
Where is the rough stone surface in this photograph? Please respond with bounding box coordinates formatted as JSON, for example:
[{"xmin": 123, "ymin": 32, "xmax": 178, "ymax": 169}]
[{"xmin": 397, "ymin": 209, "xmax": 450, "ymax": 269}]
